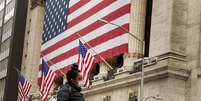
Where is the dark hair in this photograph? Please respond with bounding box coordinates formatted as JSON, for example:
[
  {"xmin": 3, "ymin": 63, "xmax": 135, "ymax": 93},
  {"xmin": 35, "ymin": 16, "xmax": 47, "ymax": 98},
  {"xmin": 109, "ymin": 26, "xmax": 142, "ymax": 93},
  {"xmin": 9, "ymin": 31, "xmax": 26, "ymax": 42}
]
[
  {"xmin": 54, "ymin": 76, "xmax": 64, "ymax": 90},
  {"xmin": 66, "ymin": 63, "xmax": 79, "ymax": 82},
  {"xmin": 55, "ymin": 76, "xmax": 64, "ymax": 87}
]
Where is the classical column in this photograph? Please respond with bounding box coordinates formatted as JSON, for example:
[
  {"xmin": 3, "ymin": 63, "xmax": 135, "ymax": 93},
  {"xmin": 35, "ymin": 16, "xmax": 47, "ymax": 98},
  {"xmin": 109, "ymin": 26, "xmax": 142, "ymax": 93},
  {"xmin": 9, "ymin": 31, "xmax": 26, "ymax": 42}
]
[
  {"xmin": 21, "ymin": 0, "xmax": 44, "ymax": 95},
  {"xmin": 123, "ymin": 0, "xmax": 146, "ymax": 71}
]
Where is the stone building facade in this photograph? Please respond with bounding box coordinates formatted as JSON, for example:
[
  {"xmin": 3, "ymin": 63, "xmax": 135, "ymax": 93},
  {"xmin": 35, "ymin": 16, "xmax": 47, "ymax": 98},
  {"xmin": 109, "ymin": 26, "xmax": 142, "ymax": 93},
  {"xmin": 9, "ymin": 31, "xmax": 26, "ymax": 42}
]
[{"xmin": 21, "ymin": 0, "xmax": 201, "ymax": 101}]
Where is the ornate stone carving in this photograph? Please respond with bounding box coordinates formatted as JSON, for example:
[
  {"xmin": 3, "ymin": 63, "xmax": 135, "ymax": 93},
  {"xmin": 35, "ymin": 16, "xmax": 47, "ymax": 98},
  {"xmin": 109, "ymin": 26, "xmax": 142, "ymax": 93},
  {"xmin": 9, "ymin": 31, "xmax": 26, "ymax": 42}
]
[{"xmin": 31, "ymin": 0, "xmax": 44, "ymax": 9}]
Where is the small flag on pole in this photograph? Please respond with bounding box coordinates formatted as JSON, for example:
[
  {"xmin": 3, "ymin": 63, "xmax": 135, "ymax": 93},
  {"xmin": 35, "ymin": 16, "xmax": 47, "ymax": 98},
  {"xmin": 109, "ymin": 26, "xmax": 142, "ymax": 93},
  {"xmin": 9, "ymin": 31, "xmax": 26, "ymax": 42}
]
[
  {"xmin": 78, "ymin": 40, "xmax": 95, "ymax": 87},
  {"xmin": 18, "ymin": 73, "xmax": 32, "ymax": 101},
  {"xmin": 40, "ymin": 59, "xmax": 56, "ymax": 101}
]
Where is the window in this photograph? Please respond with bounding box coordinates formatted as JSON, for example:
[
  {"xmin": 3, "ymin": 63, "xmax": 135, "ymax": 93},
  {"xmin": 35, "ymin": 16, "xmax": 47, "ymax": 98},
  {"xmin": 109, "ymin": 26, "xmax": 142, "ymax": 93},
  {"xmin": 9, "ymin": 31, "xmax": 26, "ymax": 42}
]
[
  {"xmin": 106, "ymin": 54, "xmax": 124, "ymax": 80},
  {"xmin": 0, "ymin": 78, "xmax": 6, "ymax": 100},
  {"xmin": 89, "ymin": 63, "xmax": 100, "ymax": 80},
  {"xmin": 1, "ymin": 38, "xmax": 11, "ymax": 52},
  {"xmin": 5, "ymin": 0, "xmax": 14, "ymax": 15},
  {"xmin": 4, "ymin": 0, "xmax": 15, "ymax": 23},
  {"xmin": 129, "ymin": 91, "xmax": 138, "ymax": 101},
  {"xmin": 0, "ymin": 58, "xmax": 8, "ymax": 72},
  {"xmin": 0, "ymin": 0, "xmax": 5, "ymax": 11},
  {"xmin": 0, "ymin": 48, "xmax": 9, "ymax": 61},
  {"xmin": 0, "ymin": 10, "xmax": 4, "ymax": 27},
  {"xmin": 2, "ymin": 18, "xmax": 13, "ymax": 41},
  {"xmin": 107, "ymin": 54, "xmax": 123, "ymax": 68},
  {"xmin": 103, "ymin": 96, "xmax": 111, "ymax": 101}
]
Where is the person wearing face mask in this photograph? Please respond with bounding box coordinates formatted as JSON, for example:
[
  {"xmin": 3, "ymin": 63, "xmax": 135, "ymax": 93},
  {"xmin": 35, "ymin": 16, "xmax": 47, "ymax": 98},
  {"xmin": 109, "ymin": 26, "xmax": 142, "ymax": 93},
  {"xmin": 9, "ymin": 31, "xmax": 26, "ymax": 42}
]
[{"xmin": 57, "ymin": 63, "xmax": 85, "ymax": 101}]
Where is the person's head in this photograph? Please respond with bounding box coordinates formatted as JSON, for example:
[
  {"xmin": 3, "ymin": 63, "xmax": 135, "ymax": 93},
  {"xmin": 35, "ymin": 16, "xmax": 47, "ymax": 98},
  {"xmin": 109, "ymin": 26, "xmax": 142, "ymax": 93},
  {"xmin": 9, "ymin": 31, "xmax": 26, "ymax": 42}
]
[
  {"xmin": 66, "ymin": 63, "xmax": 83, "ymax": 87},
  {"xmin": 54, "ymin": 76, "xmax": 64, "ymax": 88}
]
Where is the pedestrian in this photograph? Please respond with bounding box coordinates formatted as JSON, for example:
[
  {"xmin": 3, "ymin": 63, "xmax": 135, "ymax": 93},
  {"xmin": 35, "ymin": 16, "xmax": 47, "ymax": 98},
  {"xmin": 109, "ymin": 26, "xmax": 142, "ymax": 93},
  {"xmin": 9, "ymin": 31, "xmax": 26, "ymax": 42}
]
[
  {"xmin": 57, "ymin": 63, "xmax": 85, "ymax": 101},
  {"xmin": 54, "ymin": 75, "xmax": 64, "ymax": 91}
]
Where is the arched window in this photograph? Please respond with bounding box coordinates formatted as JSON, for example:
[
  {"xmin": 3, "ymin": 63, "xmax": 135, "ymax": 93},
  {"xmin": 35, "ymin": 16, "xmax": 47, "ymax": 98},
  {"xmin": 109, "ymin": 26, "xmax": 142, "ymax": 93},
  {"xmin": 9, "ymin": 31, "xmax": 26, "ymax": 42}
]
[
  {"xmin": 107, "ymin": 54, "xmax": 124, "ymax": 80},
  {"xmin": 89, "ymin": 63, "xmax": 100, "ymax": 80},
  {"xmin": 107, "ymin": 54, "xmax": 124, "ymax": 68}
]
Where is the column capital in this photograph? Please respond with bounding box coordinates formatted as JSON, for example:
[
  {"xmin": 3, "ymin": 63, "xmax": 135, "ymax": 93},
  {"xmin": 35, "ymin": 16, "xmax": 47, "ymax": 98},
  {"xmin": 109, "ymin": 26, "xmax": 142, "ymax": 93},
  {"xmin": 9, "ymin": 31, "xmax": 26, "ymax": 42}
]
[
  {"xmin": 124, "ymin": 53, "xmax": 143, "ymax": 59},
  {"xmin": 31, "ymin": 0, "xmax": 44, "ymax": 9}
]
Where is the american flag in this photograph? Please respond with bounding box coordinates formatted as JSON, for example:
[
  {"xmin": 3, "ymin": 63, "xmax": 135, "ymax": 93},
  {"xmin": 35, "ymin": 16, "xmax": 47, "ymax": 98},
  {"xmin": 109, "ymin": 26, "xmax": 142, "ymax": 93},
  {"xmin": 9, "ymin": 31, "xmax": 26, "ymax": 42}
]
[
  {"xmin": 39, "ymin": 0, "xmax": 130, "ymax": 79},
  {"xmin": 78, "ymin": 40, "xmax": 95, "ymax": 87},
  {"xmin": 18, "ymin": 73, "xmax": 32, "ymax": 101},
  {"xmin": 40, "ymin": 59, "xmax": 56, "ymax": 101}
]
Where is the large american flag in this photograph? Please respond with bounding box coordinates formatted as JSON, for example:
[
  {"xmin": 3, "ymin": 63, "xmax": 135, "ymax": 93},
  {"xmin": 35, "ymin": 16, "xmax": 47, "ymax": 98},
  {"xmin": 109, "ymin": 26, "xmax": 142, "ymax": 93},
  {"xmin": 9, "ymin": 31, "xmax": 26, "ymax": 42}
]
[
  {"xmin": 18, "ymin": 74, "xmax": 32, "ymax": 101},
  {"xmin": 78, "ymin": 40, "xmax": 95, "ymax": 87},
  {"xmin": 39, "ymin": 0, "xmax": 131, "ymax": 78},
  {"xmin": 40, "ymin": 59, "xmax": 56, "ymax": 101}
]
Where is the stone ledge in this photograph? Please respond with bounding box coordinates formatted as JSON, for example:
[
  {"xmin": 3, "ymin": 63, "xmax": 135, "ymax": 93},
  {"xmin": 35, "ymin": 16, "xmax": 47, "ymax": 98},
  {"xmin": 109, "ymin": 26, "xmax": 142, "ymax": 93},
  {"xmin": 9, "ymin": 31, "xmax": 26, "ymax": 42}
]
[
  {"xmin": 83, "ymin": 66, "xmax": 189, "ymax": 96},
  {"xmin": 83, "ymin": 51, "xmax": 189, "ymax": 96},
  {"xmin": 83, "ymin": 67, "xmax": 167, "ymax": 96},
  {"xmin": 157, "ymin": 51, "xmax": 186, "ymax": 62}
]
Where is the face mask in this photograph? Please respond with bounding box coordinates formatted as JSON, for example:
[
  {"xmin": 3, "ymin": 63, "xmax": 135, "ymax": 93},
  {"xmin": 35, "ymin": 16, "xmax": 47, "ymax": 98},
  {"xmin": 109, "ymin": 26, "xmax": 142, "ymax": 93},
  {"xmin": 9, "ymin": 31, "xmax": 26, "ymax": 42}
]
[{"xmin": 78, "ymin": 80, "xmax": 84, "ymax": 87}]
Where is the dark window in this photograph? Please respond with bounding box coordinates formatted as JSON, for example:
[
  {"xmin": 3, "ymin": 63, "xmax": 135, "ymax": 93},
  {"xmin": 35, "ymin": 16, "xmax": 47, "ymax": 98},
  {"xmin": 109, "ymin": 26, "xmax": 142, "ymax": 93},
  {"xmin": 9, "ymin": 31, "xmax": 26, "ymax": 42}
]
[
  {"xmin": 2, "ymin": 18, "xmax": 13, "ymax": 41},
  {"xmin": 106, "ymin": 54, "xmax": 124, "ymax": 80},
  {"xmin": 107, "ymin": 54, "xmax": 124, "ymax": 68},
  {"xmin": 89, "ymin": 63, "xmax": 100, "ymax": 80},
  {"xmin": 103, "ymin": 96, "xmax": 111, "ymax": 101},
  {"xmin": 129, "ymin": 91, "xmax": 138, "ymax": 101}
]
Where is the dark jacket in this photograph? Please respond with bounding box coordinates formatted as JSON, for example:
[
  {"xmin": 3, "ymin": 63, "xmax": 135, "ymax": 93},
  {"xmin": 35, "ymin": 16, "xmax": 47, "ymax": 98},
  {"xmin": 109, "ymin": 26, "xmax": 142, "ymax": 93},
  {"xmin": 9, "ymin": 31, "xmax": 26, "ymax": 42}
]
[{"xmin": 57, "ymin": 83, "xmax": 85, "ymax": 101}]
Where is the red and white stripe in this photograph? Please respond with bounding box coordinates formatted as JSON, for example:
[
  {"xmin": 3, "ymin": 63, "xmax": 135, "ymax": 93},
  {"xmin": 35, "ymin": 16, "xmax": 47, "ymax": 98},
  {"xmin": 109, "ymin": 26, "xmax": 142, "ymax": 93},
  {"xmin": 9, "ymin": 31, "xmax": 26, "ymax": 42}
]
[
  {"xmin": 40, "ymin": 70, "xmax": 56, "ymax": 101},
  {"xmin": 18, "ymin": 81, "xmax": 32, "ymax": 101},
  {"xmin": 78, "ymin": 48, "xmax": 95, "ymax": 87},
  {"xmin": 39, "ymin": 0, "xmax": 130, "ymax": 76}
]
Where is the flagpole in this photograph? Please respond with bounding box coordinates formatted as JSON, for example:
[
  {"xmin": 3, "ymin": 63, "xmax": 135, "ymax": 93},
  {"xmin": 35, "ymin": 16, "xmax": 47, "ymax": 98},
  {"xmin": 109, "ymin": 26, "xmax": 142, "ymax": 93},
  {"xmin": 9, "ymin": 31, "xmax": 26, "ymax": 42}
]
[
  {"xmin": 98, "ymin": 19, "xmax": 143, "ymax": 43},
  {"xmin": 41, "ymin": 53, "xmax": 66, "ymax": 76},
  {"xmin": 75, "ymin": 33, "xmax": 113, "ymax": 70}
]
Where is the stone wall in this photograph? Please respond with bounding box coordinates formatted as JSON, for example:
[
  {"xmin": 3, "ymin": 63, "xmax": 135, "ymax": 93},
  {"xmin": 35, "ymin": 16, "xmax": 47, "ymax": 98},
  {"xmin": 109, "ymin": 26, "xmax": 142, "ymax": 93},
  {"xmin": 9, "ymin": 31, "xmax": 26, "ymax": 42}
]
[{"xmin": 186, "ymin": 0, "xmax": 201, "ymax": 101}]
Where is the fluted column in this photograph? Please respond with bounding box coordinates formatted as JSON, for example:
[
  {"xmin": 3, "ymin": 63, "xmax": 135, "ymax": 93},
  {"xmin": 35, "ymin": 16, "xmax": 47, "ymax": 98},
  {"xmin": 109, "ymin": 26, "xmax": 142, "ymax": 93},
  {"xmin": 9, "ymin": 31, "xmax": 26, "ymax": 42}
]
[
  {"xmin": 99, "ymin": 62, "xmax": 109, "ymax": 77},
  {"xmin": 123, "ymin": 0, "xmax": 146, "ymax": 70}
]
